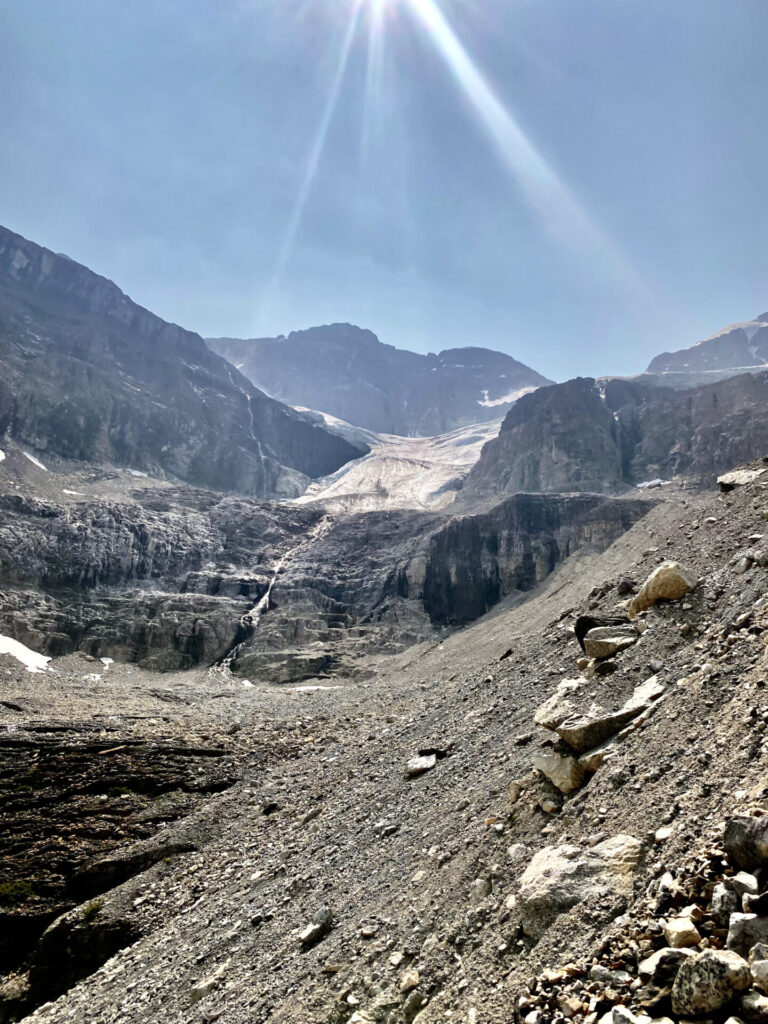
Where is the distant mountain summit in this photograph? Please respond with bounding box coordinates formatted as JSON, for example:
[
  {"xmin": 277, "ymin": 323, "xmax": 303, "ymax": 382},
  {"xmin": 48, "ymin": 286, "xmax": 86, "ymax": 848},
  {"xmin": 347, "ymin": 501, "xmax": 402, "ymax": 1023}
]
[
  {"xmin": 207, "ymin": 324, "xmax": 552, "ymax": 436},
  {"xmin": 647, "ymin": 313, "xmax": 768, "ymax": 374},
  {"xmin": 0, "ymin": 227, "xmax": 361, "ymax": 496}
]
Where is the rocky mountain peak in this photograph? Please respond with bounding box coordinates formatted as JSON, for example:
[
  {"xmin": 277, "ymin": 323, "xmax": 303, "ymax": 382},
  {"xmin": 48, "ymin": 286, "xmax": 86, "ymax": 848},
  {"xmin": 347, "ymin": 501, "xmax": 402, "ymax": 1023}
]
[{"xmin": 208, "ymin": 325, "xmax": 552, "ymax": 436}]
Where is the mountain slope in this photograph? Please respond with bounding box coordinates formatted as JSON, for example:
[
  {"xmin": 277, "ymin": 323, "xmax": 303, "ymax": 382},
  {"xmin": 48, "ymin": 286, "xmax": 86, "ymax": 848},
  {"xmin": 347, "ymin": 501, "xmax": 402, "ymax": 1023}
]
[
  {"xmin": 0, "ymin": 226, "xmax": 362, "ymax": 497},
  {"xmin": 647, "ymin": 311, "xmax": 768, "ymax": 374},
  {"xmin": 207, "ymin": 324, "xmax": 552, "ymax": 436}
]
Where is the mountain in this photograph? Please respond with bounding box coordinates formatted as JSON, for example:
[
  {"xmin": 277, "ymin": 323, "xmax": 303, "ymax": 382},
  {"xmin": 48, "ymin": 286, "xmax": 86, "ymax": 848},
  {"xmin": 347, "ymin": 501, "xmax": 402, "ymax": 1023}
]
[
  {"xmin": 0, "ymin": 226, "xmax": 362, "ymax": 497},
  {"xmin": 207, "ymin": 323, "xmax": 552, "ymax": 436},
  {"xmin": 461, "ymin": 372, "xmax": 768, "ymax": 500},
  {"xmin": 647, "ymin": 312, "xmax": 768, "ymax": 375}
]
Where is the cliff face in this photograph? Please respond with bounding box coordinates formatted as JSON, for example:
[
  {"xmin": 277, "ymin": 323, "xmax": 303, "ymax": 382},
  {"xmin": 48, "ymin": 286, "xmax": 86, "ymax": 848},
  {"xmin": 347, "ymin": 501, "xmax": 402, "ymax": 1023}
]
[
  {"xmin": 0, "ymin": 227, "xmax": 362, "ymax": 496},
  {"xmin": 462, "ymin": 373, "xmax": 768, "ymax": 500},
  {"xmin": 0, "ymin": 483, "xmax": 651, "ymax": 678},
  {"xmin": 208, "ymin": 324, "xmax": 552, "ymax": 436},
  {"xmin": 418, "ymin": 492, "xmax": 651, "ymax": 625}
]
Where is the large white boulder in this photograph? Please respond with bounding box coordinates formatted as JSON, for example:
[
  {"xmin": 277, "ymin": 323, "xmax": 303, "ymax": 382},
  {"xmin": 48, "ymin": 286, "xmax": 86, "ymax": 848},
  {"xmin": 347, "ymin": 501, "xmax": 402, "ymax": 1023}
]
[
  {"xmin": 628, "ymin": 561, "xmax": 697, "ymax": 618},
  {"xmin": 517, "ymin": 835, "xmax": 642, "ymax": 939}
]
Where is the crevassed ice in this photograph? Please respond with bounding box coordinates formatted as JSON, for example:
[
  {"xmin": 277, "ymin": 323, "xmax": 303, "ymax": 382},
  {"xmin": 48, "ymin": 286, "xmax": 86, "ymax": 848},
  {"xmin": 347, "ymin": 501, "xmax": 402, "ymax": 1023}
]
[{"xmin": 0, "ymin": 633, "xmax": 51, "ymax": 672}]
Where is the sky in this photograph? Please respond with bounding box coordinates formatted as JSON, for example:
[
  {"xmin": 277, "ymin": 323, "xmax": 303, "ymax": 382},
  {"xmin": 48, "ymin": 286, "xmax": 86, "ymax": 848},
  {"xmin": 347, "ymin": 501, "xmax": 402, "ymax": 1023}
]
[{"xmin": 1, "ymin": 0, "xmax": 767, "ymax": 382}]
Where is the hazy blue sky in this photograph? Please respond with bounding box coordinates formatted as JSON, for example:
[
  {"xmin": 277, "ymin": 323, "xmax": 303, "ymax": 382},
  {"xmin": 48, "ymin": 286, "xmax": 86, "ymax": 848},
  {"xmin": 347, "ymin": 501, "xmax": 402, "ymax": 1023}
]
[{"xmin": 2, "ymin": 0, "xmax": 767, "ymax": 380}]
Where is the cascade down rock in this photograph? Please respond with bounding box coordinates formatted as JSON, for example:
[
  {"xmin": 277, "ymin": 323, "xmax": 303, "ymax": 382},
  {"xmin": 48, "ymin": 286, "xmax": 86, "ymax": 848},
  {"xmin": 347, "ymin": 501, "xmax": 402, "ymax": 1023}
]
[
  {"xmin": 628, "ymin": 561, "xmax": 698, "ymax": 618},
  {"xmin": 517, "ymin": 835, "xmax": 643, "ymax": 939}
]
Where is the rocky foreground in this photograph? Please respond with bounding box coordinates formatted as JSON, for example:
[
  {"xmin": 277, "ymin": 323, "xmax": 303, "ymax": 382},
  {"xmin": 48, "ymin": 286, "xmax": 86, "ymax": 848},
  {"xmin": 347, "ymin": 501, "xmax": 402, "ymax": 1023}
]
[{"xmin": 1, "ymin": 462, "xmax": 768, "ymax": 1022}]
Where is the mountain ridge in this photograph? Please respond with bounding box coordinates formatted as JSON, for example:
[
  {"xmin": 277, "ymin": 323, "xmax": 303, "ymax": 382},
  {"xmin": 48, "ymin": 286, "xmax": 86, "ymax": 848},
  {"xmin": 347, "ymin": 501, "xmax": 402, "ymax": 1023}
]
[
  {"xmin": 0, "ymin": 225, "xmax": 362, "ymax": 497},
  {"xmin": 207, "ymin": 323, "xmax": 552, "ymax": 436}
]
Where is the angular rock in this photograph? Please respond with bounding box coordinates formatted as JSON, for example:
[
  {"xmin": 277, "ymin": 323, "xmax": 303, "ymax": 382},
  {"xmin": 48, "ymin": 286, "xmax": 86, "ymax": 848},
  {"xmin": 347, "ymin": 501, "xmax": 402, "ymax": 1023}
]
[
  {"xmin": 469, "ymin": 878, "xmax": 492, "ymax": 905},
  {"xmin": 718, "ymin": 468, "xmax": 767, "ymax": 492},
  {"xmin": 712, "ymin": 882, "xmax": 741, "ymax": 926},
  {"xmin": 671, "ymin": 949, "xmax": 751, "ymax": 1015},
  {"xmin": 583, "ymin": 625, "xmax": 639, "ymax": 660},
  {"xmin": 753, "ymin": 957, "xmax": 768, "ymax": 995},
  {"xmin": 727, "ymin": 913, "xmax": 768, "ymax": 957},
  {"xmin": 532, "ymin": 750, "xmax": 585, "ymax": 794},
  {"xmin": 730, "ymin": 872, "xmax": 761, "ymax": 901},
  {"xmin": 299, "ymin": 907, "xmax": 334, "ymax": 947},
  {"xmin": 724, "ymin": 815, "xmax": 768, "ymax": 870},
  {"xmin": 741, "ymin": 988, "xmax": 768, "ymax": 1021},
  {"xmin": 555, "ymin": 677, "xmax": 664, "ymax": 754},
  {"xmin": 517, "ymin": 834, "xmax": 642, "ymax": 939},
  {"xmin": 628, "ymin": 561, "xmax": 698, "ymax": 618},
  {"xmin": 638, "ymin": 946, "xmax": 695, "ymax": 982},
  {"xmin": 406, "ymin": 754, "xmax": 437, "ymax": 778},
  {"xmin": 663, "ymin": 916, "xmax": 701, "ymax": 948},
  {"xmin": 534, "ymin": 693, "xmax": 576, "ymax": 731}
]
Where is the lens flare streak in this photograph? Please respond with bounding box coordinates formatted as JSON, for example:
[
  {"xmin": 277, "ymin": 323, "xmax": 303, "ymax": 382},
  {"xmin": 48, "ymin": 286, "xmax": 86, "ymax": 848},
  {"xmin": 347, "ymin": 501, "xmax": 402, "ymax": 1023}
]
[
  {"xmin": 404, "ymin": 0, "xmax": 638, "ymax": 283},
  {"xmin": 272, "ymin": 0, "xmax": 364, "ymax": 286}
]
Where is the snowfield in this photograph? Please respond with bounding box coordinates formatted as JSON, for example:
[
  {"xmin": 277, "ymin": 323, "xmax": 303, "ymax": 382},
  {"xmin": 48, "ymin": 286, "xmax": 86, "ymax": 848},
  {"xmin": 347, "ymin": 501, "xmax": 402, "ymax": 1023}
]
[
  {"xmin": 293, "ymin": 416, "xmax": 502, "ymax": 512},
  {"xmin": 0, "ymin": 633, "xmax": 51, "ymax": 672}
]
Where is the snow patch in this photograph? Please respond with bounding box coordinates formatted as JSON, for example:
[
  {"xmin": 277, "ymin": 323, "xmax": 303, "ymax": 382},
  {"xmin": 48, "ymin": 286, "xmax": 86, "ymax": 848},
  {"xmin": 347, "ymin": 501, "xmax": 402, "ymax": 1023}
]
[
  {"xmin": 636, "ymin": 479, "xmax": 670, "ymax": 489},
  {"xmin": 100, "ymin": 657, "xmax": 114, "ymax": 669},
  {"xmin": 477, "ymin": 386, "xmax": 537, "ymax": 408},
  {"xmin": 22, "ymin": 451, "xmax": 48, "ymax": 471},
  {"xmin": 0, "ymin": 633, "xmax": 51, "ymax": 672},
  {"xmin": 63, "ymin": 489, "xmax": 83, "ymax": 496},
  {"xmin": 0, "ymin": 449, "xmax": 5, "ymax": 463},
  {"xmin": 292, "ymin": 685, "xmax": 343, "ymax": 692},
  {"xmin": 242, "ymin": 680, "xmax": 254, "ymax": 688},
  {"xmin": 128, "ymin": 469, "xmax": 148, "ymax": 478}
]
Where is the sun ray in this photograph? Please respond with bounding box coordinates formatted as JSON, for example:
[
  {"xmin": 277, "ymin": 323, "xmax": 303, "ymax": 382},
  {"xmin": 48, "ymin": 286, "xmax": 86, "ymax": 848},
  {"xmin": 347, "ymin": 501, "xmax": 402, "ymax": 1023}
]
[
  {"xmin": 360, "ymin": 0, "xmax": 387, "ymax": 165},
  {"xmin": 270, "ymin": 0, "xmax": 364, "ymax": 291},
  {"xmin": 402, "ymin": 0, "xmax": 642, "ymax": 289}
]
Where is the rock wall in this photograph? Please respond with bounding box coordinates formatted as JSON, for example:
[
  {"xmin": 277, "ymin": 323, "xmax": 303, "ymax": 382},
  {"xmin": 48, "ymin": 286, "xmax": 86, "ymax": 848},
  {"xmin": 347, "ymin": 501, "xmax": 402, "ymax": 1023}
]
[
  {"xmin": 0, "ymin": 486, "xmax": 652, "ymax": 678},
  {"xmin": 462, "ymin": 373, "xmax": 768, "ymax": 500}
]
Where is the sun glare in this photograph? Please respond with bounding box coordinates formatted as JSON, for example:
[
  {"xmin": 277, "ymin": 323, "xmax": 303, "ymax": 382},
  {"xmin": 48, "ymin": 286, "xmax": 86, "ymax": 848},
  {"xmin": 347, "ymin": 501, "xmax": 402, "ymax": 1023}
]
[{"xmin": 267, "ymin": 0, "xmax": 641, "ymax": 298}]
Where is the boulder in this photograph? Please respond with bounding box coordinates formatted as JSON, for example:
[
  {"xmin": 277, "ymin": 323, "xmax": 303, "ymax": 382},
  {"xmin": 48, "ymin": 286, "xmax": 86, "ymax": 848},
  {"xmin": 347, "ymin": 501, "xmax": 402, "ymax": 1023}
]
[
  {"xmin": 671, "ymin": 949, "xmax": 751, "ymax": 1015},
  {"xmin": 727, "ymin": 913, "xmax": 768, "ymax": 958},
  {"xmin": 628, "ymin": 561, "xmax": 698, "ymax": 618},
  {"xmin": 517, "ymin": 834, "xmax": 642, "ymax": 939},
  {"xmin": 532, "ymin": 751, "xmax": 585, "ymax": 793},
  {"xmin": 718, "ymin": 468, "xmax": 766, "ymax": 492},
  {"xmin": 583, "ymin": 625, "xmax": 639, "ymax": 660},
  {"xmin": 724, "ymin": 815, "xmax": 768, "ymax": 870},
  {"xmin": 555, "ymin": 677, "xmax": 665, "ymax": 754}
]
